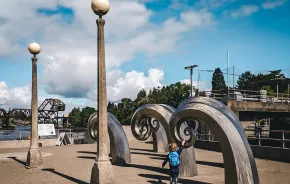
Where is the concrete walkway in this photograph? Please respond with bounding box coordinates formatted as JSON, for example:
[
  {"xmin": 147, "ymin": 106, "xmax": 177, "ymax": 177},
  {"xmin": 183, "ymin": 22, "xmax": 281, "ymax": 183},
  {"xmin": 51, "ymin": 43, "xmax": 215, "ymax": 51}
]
[{"xmin": 0, "ymin": 141, "xmax": 289, "ymax": 184}]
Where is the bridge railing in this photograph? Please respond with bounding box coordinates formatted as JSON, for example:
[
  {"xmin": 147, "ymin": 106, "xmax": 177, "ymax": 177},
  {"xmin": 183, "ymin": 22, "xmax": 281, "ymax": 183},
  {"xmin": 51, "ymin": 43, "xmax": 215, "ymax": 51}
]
[
  {"xmin": 201, "ymin": 89, "xmax": 290, "ymax": 103},
  {"xmin": 197, "ymin": 129, "xmax": 290, "ymax": 149}
]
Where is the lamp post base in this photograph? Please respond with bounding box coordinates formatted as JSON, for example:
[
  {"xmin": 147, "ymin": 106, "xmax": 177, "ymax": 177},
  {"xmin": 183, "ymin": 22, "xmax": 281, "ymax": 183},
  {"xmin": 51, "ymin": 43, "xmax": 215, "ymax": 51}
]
[
  {"xmin": 90, "ymin": 160, "xmax": 115, "ymax": 184},
  {"xmin": 26, "ymin": 148, "xmax": 43, "ymax": 169}
]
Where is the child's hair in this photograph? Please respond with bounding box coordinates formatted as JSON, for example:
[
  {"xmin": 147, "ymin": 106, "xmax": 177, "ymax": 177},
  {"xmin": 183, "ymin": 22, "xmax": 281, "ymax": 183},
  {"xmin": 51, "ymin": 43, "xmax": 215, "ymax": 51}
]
[{"xmin": 169, "ymin": 143, "xmax": 178, "ymax": 152}]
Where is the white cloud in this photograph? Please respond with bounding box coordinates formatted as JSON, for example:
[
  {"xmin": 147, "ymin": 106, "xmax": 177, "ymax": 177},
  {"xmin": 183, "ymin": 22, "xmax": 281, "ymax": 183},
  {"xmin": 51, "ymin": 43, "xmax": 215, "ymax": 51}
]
[
  {"xmin": 0, "ymin": 68, "xmax": 162, "ymax": 114},
  {"xmin": 34, "ymin": 1, "xmax": 214, "ymax": 98},
  {"xmin": 0, "ymin": 81, "xmax": 31, "ymax": 109},
  {"xmin": 230, "ymin": 5, "xmax": 260, "ymax": 18},
  {"xmin": 262, "ymin": 0, "xmax": 285, "ymax": 9},
  {"xmin": 0, "ymin": 81, "xmax": 95, "ymax": 116},
  {"xmin": 180, "ymin": 79, "xmax": 211, "ymax": 91},
  {"xmin": 0, "ymin": 0, "xmax": 216, "ymax": 107},
  {"xmin": 88, "ymin": 68, "xmax": 164, "ymax": 102}
]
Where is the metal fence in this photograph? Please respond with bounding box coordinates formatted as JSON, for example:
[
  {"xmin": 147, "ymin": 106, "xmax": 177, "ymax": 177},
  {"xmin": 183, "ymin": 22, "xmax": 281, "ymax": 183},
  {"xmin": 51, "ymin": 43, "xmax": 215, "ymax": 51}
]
[
  {"xmin": 0, "ymin": 128, "xmax": 86, "ymax": 142},
  {"xmin": 201, "ymin": 89, "xmax": 290, "ymax": 103},
  {"xmin": 197, "ymin": 129, "xmax": 290, "ymax": 149}
]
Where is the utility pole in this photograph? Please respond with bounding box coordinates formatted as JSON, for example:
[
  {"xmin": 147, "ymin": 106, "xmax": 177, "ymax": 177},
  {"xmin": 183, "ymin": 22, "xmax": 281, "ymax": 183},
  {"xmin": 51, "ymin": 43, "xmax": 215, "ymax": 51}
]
[
  {"xmin": 227, "ymin": 50, "xmax": 230, "ymax": 98},
  {"xmin": 198, "ymin": 70, "xmax": 200, "ymax": 95},
  {"xmin": 233, "ymin": 65, "xmax": 235, "ymax": 89},
  {"xmin": 288, "ymin": 83, "xmax": 290, "ymax": 100},
  {"xmin": 185, "ymin": 65, "xmax": 198, "ymax": 97}
]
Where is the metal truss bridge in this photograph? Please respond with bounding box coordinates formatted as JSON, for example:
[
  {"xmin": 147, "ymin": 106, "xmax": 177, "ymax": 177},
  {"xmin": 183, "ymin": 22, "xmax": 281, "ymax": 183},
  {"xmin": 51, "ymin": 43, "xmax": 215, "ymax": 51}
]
[{"xmin": 0, "ymin": 99, "xmax": 67, "ymax": 126}]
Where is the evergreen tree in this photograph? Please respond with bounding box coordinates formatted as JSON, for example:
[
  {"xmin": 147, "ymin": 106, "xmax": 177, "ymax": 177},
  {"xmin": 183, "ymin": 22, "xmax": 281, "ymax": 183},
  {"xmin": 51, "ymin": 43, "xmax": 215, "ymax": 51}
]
[
  {"xmin": 212, "ymin": 68, "xmax": 227, "ymax": 91},
  {"xmin": 136, "ymin": 89, "xmax": 147, "ymax": 101}
]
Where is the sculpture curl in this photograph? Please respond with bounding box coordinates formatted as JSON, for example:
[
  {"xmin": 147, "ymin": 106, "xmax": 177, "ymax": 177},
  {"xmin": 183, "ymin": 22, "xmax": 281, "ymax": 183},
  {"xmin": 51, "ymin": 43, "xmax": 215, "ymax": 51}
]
[
  {"xmin": 86, "ymin": 112, "xmax": 131, "ymax": 164},
  {"xmin": 131, "ymin": 104, "xmax": 174, "ymax": 143},
  {"xmin": 170, "ymin": 96, "xmax": 259, "ymax": 184},
  {"xmin": 131, "ymin": 103, "xmax": 198, "ymax": 177}
]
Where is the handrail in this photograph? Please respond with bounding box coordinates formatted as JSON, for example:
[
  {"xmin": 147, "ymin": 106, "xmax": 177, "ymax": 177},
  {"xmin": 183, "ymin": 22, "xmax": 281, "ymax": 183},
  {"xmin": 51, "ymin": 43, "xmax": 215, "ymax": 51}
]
[
  {"xmin": 197, "ymin": 129, "xmax": 290, "ymax": 149},
  {"xmin": 200, "ymin": 89, "xmax": 290, "ymax": 103},
  {"xmin": 244, "ymin": 129, "xmax": 290, "ymax": 133}
]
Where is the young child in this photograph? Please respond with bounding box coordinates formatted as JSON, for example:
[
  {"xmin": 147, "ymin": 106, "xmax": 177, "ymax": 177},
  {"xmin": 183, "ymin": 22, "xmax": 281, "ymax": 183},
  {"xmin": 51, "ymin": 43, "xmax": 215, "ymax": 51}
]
[{"xmin": 162, "ymin": 140, "xmax": 185, "ymax": 184}]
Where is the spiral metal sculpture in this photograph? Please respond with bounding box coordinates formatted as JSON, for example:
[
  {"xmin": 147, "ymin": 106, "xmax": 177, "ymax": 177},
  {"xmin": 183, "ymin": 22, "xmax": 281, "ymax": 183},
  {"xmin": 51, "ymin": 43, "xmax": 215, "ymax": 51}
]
[
  {"xmin": 131, "ymin": 104, "xmax": 174, "ymax": 153},
  {"xmin": 170, "ymin": 97, "xmax": 259, "ymax": 184},
  {"xmin": 131, "ymin": 104, "xmax": 199, "ymax": 177},
  {"xmin": 86, "ymin": 112, "xmax": 131, "ymax": 164}
]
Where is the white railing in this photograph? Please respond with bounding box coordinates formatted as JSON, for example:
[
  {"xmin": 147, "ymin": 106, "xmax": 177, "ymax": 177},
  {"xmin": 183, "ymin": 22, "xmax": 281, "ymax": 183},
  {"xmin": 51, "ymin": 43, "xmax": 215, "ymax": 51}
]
[{"xmin": 197, "ymin": 129, "xmax": 290, "ymax": 149}]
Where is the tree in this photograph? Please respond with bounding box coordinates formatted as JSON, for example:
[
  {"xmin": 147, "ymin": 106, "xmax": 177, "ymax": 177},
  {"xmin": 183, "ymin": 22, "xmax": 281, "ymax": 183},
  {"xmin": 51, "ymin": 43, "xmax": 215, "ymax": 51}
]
[
  {"xmin": 107, "ymin": 102, "xmax": 116, "ymax": 114},
  {"xmin": 136, "ymin": 89, "xmax": 146, "ymax": 101},
  {"xmin": 236, "ymin": 71, "xmax": 257, "ymax": 90},
  {"xmin": 212, "ymin": 68, "xmax": 227, "ymax": 91},
  {"xmin": 115, "ymin": 98, "xmax": 134, "ymax": 124},
  {"xmin": 261, "ymin": 86, "xmax": 275, "ymax": 96},
  {"xmin": 80, "ymin": 106, "xmax": 96, "ymax": 126},
  {"xmin": 68, "ymin": 107, "xmax": 82, "ymax": 126},
  {"xmin": 165, "ymin": 82, "xmax": 191, "ymax": 108},
  {"xmin": 237, "ymin": 70, "xmax": 290, "ymax": 93}
]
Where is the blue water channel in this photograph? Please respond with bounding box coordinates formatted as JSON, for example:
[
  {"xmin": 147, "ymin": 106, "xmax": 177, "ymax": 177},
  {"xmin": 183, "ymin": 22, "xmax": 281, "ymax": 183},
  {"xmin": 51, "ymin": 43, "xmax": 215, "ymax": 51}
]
[{"xmin": 0, "ymin": 126, "xmax": 31, "ymax": 140}]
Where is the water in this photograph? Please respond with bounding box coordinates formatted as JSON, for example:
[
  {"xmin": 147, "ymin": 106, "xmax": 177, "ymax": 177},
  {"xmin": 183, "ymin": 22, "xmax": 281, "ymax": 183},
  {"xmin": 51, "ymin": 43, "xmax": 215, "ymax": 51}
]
[{"xmin": 0, "ymin": 126, "xmax": 31, "ymax": 141}]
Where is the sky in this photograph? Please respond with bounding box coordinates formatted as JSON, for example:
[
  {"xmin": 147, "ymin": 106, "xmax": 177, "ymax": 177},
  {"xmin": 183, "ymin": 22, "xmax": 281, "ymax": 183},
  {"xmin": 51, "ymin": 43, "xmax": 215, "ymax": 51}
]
[{"xmin": 0, "ymin": 0, "xmax": 289, "ymax": 113}]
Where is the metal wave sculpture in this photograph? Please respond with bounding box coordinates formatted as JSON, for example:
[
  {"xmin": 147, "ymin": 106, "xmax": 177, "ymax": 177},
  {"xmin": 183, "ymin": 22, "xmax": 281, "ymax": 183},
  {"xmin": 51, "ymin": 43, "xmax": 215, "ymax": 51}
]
[
  {"xmin": 130, "ymin": 104, "xmax": 198, "ymax": 177},
  {"xmin": 170, "ymin": 97, "xmax": 259, "ymax": 184},
  {"xmin": 86, "ymin": 112, "xmax": 131, "ymax": 164},
  {"xmin": 131, "ymin": 104, "xmax": 174, "ymax": 153}
]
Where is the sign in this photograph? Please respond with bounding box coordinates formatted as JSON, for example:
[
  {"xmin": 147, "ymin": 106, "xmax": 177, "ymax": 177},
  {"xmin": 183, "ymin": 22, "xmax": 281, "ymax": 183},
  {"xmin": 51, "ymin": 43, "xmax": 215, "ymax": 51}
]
[
  {"xmin": 38, "ymin": 124, "xmax": 56, "ymax": 136},
  {"xmin": 55, "ymin": 133, "xmax": 71, "ymax": 146},
  {"xmin": 260, "ymin": 90, "xmax": 267, "ymax": 103}
]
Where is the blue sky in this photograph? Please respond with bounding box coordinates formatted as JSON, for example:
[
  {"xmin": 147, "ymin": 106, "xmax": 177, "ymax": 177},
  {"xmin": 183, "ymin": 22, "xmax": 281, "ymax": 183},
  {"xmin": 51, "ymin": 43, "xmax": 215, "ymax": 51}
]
[
  {"xmin": 128, "ymin": 0, "xmax": 290, "ymax": 85},
  {"xmin": 0, "ymin": 0, "xmax": 289, "ymax": 110}
]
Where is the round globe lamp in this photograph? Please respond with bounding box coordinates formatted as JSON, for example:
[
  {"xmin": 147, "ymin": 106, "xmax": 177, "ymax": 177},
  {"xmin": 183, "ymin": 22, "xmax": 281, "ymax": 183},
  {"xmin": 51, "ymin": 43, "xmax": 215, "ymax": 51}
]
[{"xmin": 91, "ymin": 0, "xmax": 110, "ymax": 17}]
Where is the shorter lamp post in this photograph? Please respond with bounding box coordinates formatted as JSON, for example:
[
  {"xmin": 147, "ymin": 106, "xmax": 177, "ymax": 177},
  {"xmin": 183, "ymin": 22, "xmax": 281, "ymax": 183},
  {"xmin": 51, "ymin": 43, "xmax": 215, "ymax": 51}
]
[{"xmin": 26, "ymin": 42, "xmax": 42, "ymax": 169}]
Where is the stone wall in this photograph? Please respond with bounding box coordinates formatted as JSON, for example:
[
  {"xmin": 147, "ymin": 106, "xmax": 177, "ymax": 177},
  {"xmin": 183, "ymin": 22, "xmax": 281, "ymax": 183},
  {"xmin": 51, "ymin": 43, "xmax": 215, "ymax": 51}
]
[{"xmin": 0, "ymin": 138, "xmax": 74, "ymax": 149}]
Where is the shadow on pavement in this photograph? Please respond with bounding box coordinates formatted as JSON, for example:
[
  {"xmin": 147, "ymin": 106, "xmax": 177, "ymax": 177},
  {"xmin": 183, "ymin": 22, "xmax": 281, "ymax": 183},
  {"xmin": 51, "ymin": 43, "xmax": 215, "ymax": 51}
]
[
  {"xmin": 130, "ymin": 151, "xmax": 166, "ymax": 158},
  {"xmin": 149, "ymin": 157, "xmax": 224, "ymax": 168},
  {"xmin": 196, "ymin": 160, "xmax": 224, "ymax": 168},
  {"xmin": 78, "ymin": 156, "xmax": 96, "ymax": 160},
  {"xmin": 42, "ymin": 168, "xmax": 88, "ymax": 184},
  {"xmin": 147, "ymin": 179, "xmax": 166, "ymax": 184},
  {"xmin": 114, "ymin": 162, "xmax": 169, "ymax": 175},
  {"xmin": 139, "ymin": 174, "xmax": 210, "ymax": 184},
  {"xmin": 7, "ymin": 156, "xmax": 26, "ymax": 166},
  {"xmin": 130, "ymin": 148, "xmax": 154, "ymax": 152},
  {"xmin": 150, "ymin": 156, "xmax": 165, "ymax": 160},
  {"xmin": 77, "ymin": 151, "xmax": 97, "ymax": 154},
  {"xmin": 78, "ymin": 150, "xmax": 112, "ymax": 157}
]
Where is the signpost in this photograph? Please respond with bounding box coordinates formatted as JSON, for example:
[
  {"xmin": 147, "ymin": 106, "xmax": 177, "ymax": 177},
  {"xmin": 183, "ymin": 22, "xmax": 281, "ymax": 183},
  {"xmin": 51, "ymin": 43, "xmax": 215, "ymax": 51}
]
[{"xmin": 38, "ymin": 124, "xmax": 56, "ymax": 136}]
